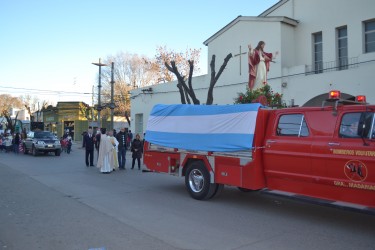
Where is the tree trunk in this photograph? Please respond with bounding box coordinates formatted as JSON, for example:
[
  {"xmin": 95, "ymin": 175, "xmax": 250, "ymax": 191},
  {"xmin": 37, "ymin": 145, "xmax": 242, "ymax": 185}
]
[
  {"xmin": 206, "ymin": 53, "xmax": 232, "ymax": 105},
  {"xmin": 165, "ymin": 61, "xmax": 199, "ymax": 105},
  {"xmin": 125, "ymin": 111, "xmax": 131, "ymax": 127}
]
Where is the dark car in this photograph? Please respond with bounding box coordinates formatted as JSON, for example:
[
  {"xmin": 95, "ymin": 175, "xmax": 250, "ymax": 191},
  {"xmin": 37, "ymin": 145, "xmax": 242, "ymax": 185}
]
[{"xmin": 23, "ymin": 131, "xmax": 62, "ymax": 156}]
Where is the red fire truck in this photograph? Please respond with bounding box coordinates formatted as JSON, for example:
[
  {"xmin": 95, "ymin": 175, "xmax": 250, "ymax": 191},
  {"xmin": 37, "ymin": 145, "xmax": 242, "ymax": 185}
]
[{"xmin": 143, "ymin": 91, "xmax": 375, "ymax": 211}]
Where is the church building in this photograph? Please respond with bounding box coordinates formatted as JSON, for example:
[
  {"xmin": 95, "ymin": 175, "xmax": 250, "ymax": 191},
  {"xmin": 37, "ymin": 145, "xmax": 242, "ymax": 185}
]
[{"xmin": 130, "ymin": 0, "xmax": 375, "ymax": 136}]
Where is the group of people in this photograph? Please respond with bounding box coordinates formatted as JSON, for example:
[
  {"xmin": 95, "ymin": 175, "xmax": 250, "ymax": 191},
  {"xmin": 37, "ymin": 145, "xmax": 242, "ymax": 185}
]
[
  {"xmin": 83, "ymin": 127, "xmax": 144, "ymax": 174},
  {"xmin": 0, "ymin": 132, "xmax": 22, "ymax": 153}
]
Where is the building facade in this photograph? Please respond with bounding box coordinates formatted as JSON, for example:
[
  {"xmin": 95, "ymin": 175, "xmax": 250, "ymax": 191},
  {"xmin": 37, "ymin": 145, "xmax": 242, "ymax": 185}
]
[
  {"xmin": 130, "ymin": 0, "xmax": 375, "ymax": 135},
  {"xmin": 43, "ymin": 102, "xmax": 130, "ymax": 141}
]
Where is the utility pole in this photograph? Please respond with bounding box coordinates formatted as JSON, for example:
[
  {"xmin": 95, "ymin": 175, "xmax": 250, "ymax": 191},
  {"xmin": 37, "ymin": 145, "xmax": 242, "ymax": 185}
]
[
  {"xmin": 110, "ymin": 62, "xmax": 115, "ymax": 131},
  {"xmin": 92, "ymin": 58, "xmax": 108, "ymax": 128}
]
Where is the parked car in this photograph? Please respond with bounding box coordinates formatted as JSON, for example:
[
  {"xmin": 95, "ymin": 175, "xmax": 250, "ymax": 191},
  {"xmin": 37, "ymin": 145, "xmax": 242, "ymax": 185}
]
[{"xmin": 23, "ymin": 131, "xmax": 61, "ymax": 156}]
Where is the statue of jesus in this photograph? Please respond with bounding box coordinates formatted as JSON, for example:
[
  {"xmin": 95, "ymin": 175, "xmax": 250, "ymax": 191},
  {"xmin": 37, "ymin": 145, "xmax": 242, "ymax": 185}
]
[{"xmin": 248, "ymin": 41, "xmax": 278, "ymax": 90}]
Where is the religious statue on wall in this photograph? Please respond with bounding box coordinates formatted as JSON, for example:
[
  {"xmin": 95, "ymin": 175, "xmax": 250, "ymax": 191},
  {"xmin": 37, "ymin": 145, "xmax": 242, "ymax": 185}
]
[{"xmin": 248, "ymin": 41, "xmax": 278, "ymax": 90}]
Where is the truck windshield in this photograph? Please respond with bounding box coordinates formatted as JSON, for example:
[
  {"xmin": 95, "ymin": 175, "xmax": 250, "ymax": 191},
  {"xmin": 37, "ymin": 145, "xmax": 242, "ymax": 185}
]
[{"xmin": 34, "ymin": 132, "xmax": 55, "ymax": 139}]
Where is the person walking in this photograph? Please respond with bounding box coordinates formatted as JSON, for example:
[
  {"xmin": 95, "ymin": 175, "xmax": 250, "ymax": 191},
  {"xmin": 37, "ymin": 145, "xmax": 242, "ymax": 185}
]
[
  {"xmin": 13, "ymin": 133, "xmax": 20, "ymax": 154},
  {"xmin": 83, "ymin": 128, "xmax": 95, "ymax": 167},
  {"xmin": 127, "ymin": 130, "xmax": 133, "ymax": 149},
  {"xmin": 115, "ymin": 127, "xmax": 127, "ymax": 170},
  {"xmin": 131, "ymin": 133, "xmax": 143, "ymax": 170}
]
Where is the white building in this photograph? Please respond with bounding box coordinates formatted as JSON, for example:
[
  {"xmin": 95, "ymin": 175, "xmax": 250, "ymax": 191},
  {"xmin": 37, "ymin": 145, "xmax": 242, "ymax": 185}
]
[
  {"xmin": 130, "ymin": 0, "xmax": 375, "ymax": 135},
  {"xmin": 10, "ymin": 108, "xmax": 30, "ymax": 121}
]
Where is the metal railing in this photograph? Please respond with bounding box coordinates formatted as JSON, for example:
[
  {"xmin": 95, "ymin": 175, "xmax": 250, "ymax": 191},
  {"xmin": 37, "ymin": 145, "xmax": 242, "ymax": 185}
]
[{"xmin": 306, "ymin": 57, "xmax": 358, "ymax": 75}]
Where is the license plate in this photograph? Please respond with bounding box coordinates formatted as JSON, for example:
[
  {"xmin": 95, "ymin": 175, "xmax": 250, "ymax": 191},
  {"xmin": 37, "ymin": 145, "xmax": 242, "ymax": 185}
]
[{"xmin": 47, "ymin": 145, "xmax": 54, "ymax": 148}]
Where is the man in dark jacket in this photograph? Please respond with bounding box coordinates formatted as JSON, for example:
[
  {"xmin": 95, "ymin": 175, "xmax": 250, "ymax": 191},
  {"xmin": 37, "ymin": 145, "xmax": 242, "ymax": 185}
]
[
  {"xmin": 116, "ymin": 127, "xmax": 127, "ymax": 170},
  {"xmin": 83, "ymin": 128, "xmax": 95, "ymax": 167}
]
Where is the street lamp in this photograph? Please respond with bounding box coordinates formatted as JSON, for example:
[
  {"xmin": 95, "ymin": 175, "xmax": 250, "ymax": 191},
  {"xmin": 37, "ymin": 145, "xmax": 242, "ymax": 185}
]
[{"xmin": 92, "ymin": 58, "xmax": 108, "ymax": 128}]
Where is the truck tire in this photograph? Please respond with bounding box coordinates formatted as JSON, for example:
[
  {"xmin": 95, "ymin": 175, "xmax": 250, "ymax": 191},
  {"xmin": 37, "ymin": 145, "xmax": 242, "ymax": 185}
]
[
  {"xmin": 210, "ymin": 184, "xmax": 224, "ymax": 199},
  {"xmin": 32, "ymin": 145, "xmax": 38, "ymax": 156},
  {"xmin": 55, "ymin": 149, "xmax": 61, "ymax": 156},
  {"xmin": 185, "ymin": 161, "xmax": 218, "ymax": 200}
]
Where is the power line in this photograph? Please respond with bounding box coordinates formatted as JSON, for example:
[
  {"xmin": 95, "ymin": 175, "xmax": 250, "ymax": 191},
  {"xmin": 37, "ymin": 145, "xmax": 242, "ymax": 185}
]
[{"xmin": 0, "ymin": 85, "xmax": 92, "ymax": 95}]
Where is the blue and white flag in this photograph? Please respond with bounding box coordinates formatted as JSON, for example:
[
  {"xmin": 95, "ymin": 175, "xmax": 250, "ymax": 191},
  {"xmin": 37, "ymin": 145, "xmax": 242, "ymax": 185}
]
[{"xmin": 145, "ymin": 103, "xmax": 261, "ymax": 152}]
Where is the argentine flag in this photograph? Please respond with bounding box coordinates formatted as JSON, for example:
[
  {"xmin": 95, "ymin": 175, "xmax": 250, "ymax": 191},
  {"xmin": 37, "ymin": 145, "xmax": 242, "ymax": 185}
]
[{"xmin": 145, "ymin": 103, "xmax": 261, "ymax": 152}]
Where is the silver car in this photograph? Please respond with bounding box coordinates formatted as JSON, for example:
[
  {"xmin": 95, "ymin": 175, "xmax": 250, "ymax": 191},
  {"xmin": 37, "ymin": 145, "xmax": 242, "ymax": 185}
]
[{"xmin": 23, "ymin": 131, "xmax": 61, "ymax": 156}]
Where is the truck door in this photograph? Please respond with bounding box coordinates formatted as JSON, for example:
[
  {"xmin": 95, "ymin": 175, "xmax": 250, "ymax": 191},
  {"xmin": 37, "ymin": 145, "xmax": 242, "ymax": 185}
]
[
  {"xmin": 327, "ymin": 112, "xmax": 375, "ymax": 180},
  {"xmin": 321, "ymin": 111, "xmax": 375, "ymax": 206},
  {"xmin": 263, "ymin": 112, "xmax": 313, "ymax": 192}
]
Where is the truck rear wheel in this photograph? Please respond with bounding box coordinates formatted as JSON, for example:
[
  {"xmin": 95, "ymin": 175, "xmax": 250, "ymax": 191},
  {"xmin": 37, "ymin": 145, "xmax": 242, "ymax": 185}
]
[{"xmin": 185, "ymin": 161, "xmax": 217, "ymax": 200}]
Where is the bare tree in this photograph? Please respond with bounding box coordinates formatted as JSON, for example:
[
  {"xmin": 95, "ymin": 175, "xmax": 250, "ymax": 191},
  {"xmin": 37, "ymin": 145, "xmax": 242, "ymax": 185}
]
[
  {"xmin": 206, "ymin": 53, "xmax": 233, "ymax": 105},
  {"xmin": 0, "ymin": 94, "xmax": 23, "ymax": 133},
  {"xmin": 95, "ymin": 52, "xmax": 154, "ymax": 125},
  {"xmin": 152, "ymin": 46, "xmax": 201, "ymax": 83},
  {"xmin": 0, "ymin": 94, "xmax": 23, "ymax": 112},
  {"xmin": 20, "ymin": 95, "xmax": 37, "ymax": 118},
  {"xmin": 20, "ymin": 95, "xmax": 50, "ymax": 121},
  {"xmin": 93, "ymin": 47, "xmax": 204, "ymax": 123},
  {"xmin": 165, "ymin": 53, "xmax": 232, "ymax": 105}
]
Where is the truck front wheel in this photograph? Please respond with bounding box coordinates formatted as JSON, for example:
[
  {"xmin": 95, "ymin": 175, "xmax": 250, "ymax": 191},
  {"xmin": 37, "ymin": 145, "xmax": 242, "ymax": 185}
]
[{"xmin": 185, "ymin": 161, "xmax": 217, "ymax": 200}]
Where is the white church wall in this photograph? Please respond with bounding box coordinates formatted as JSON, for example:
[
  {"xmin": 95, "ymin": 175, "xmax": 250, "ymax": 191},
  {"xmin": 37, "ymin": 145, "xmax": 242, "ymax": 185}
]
[
  {"xmin": 263, "ymin": 0, "xmax": 295, "ymax": 18},
  {"xmin": 266, "ymin": 0, "xmax": 375, "ymax": 106}
]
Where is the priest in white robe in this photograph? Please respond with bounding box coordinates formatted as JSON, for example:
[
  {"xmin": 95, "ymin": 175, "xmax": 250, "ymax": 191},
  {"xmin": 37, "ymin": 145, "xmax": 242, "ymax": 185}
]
[{"xmin": 97, "ymin": 128, "xmax": 113, "ymax": 173}]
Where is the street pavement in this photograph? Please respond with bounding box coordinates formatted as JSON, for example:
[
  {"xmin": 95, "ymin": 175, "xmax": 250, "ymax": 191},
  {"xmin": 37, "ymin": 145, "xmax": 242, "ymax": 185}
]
[{"xmin": 0, "ymin": 143, "xmax": 375, "ymax": 250}]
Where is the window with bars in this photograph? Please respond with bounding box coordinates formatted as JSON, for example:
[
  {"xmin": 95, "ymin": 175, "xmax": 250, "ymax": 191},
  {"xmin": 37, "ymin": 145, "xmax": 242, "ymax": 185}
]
[
  {"xmin": 337, "ymin": 26, "xmax": 348, "ymax": 70},
  {"xmin": 364, "ymin": 20, "xmax": 375, "ymax": 53},
  {"xmin": 313, "ymin": 32, "xmax": 323, "ymax": 74}
]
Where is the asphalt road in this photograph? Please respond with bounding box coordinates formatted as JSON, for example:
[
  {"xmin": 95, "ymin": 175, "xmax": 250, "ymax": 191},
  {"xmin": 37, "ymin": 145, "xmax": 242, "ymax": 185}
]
[{"xmin": 0, "ymin": 143, "xmax": 374, "ymax": 250}]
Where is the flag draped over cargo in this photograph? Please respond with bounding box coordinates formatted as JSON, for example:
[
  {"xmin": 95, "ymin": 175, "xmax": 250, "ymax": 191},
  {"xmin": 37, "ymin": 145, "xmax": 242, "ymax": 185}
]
[{"xmin": 145, "ymin": 103, "xmax": 261, "ymax": 152}]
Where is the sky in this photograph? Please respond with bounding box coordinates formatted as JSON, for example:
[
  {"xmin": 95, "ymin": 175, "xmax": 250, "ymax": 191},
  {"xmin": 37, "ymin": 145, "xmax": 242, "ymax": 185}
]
[{"xmin": 0, "ymin": 0, "xmax": 279, "ymax": 105}]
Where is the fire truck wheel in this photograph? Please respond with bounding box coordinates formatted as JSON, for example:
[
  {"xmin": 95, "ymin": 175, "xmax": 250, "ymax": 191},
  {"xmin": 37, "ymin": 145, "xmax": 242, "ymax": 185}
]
[{"xmin": 185, "ymin": 161, "xmax": 217, "ymax": 200}]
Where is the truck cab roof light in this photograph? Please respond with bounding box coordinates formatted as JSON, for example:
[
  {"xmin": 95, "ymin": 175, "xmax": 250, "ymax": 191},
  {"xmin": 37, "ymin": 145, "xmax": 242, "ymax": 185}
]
[
  {"xmin": 355, "ymin": 95, "xmax": 366, "ymax": 103},
  {"xmin": 328, "ymin": 90, "xmax": 341, "ymax": 100}
]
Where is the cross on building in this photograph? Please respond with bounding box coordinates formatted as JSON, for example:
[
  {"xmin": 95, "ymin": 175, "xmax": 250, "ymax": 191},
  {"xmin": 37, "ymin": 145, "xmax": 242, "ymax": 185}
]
[{"xmin": 233, "ymin": 45, "xmax": 248, "ymax": 75}]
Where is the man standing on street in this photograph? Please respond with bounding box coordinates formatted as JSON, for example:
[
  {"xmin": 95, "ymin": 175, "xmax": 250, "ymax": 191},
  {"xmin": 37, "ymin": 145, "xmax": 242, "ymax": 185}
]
[
  {"xmin": 84, "ymin": 128, "xmax": 95, "ymax": 167},
  {"xmin": 116, "ymin": 127, "xmax": 127, "ymax": 170}
]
